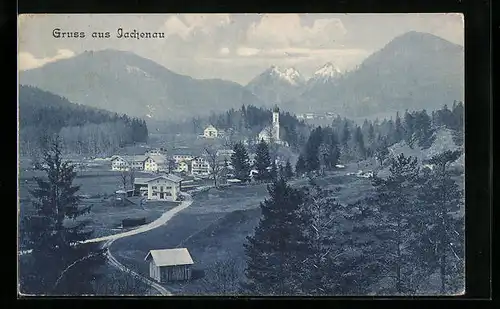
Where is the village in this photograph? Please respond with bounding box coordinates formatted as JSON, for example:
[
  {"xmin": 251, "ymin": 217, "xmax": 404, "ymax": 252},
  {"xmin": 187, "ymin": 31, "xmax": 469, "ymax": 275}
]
[{"xmin": 109, "ymin": 106, "xmax": 292, "ymax": 202}]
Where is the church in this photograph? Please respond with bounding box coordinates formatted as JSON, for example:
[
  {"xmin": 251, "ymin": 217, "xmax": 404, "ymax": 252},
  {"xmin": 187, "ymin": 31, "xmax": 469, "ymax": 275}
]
[{"xmin": 258, "ymin": 106, "xmax": 287, "ymax": 146}]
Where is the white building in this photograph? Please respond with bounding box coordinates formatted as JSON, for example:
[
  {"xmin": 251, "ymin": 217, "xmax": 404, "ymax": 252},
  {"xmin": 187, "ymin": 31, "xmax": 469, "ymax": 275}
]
[
  {"xmin": 172, "ymin": 154, "xmax": 195, "ymax": 164},
  {"xmin": 258, "ymin": 106, "xmax": 283, "ymax": 144},
  {"xmin": 145, "ymin": 248, "xmax": 194, "ymax": 282},
  {"xmin": 111, "ymin": 155, "xmax": 166, "ymax": 172},
  {"xmin": 203, "ymin": 125, "xmax": 218, "ymax": 138},
  {"xmin": 111, "ymin": 155, "xmax": 149, "ymax": 171},
  {"xmin": 191, "ymin": 156, "xmax": 211, "ymax": 176},
  {"xmin": 134, "ymin": 174, "xmax": 182, "ymax": 201},
  {"xmin": 144, "ymin": 155, "xmax": 167, "ymax": 173}
]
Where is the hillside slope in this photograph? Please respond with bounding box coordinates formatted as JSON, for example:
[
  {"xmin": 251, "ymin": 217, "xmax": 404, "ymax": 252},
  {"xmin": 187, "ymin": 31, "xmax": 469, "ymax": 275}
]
[{"xmin": 19, "ymin": 49, "xmax": 266, "ymax": 121}]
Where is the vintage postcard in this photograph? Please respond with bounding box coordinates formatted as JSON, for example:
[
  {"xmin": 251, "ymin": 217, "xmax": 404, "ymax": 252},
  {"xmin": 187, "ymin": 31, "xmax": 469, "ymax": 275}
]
[{"xmin": 17, "ymin": 13, "xmax": 465, "ymax": 296}]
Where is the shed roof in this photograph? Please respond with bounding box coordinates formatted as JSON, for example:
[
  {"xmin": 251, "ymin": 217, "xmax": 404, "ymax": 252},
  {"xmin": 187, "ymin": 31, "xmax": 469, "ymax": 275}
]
[{"xmin": 144, "ymin": 248, "xmax": 194, "ymax": 266}]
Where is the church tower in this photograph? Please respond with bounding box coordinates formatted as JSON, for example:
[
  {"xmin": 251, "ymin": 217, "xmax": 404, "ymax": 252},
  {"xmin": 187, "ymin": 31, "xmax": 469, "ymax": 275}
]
[{"xmin": 272, "ymin": 105, "xmax": 280, "ymax": 141}]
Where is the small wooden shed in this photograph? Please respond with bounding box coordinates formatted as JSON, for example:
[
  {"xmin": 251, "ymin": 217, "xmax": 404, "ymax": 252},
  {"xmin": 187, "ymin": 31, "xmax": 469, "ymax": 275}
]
[{"xmin": 145, "ymin": 248, "xmax": 194, "ymax": 283}]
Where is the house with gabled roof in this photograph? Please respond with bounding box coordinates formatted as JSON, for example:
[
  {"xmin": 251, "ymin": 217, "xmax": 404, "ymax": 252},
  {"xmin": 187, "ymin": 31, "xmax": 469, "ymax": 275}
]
[
  {"xmin": 203, "ymin": 125, "xmax": 219, "ymax": 138},
  {"xmin": 133, "ymin": 174, "xmax": 183, "ymax": 201}
]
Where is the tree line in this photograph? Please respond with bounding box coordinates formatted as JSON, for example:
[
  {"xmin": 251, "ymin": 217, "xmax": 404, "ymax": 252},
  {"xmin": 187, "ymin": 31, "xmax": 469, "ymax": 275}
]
[
  {"xmin": 19, "ymin": 85, "xmax": 148, "ymax": 157},
  {"xmin": 231, "ymin": 139, "xmax": 294, "ymax": 183},
  {"xmin": 295, "ymin": 102, "xmax": 464, "ymax": 175},
  {"xmin": 241, "ymin": 150, "xmax": 464, "ymax": 295},
  {"xmin": 161, "ymin": 104, "xmax": 310, "ymax": 151}
]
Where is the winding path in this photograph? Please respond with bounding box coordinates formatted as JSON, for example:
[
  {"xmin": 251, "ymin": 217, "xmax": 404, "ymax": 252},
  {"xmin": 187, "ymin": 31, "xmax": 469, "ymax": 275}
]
[{"xmin": 95, "ymin": 192, "xmax": 193, "ymax": 296}]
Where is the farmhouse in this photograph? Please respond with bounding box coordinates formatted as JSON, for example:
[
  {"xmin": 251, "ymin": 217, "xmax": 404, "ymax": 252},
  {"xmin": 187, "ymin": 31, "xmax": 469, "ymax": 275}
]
[
  {"xmin": 172, "ymin": 154, "xmax": 195, "ymax": 164},
  {"xmin": 145, "ymin": 248, "xmax": 194, "ymax": 282},
  {"xmin": 133, "ymin": 174, "xmax": 182, "ymax": 201},
  {"xmin": 191, "ymin": 156, "xmax": 211, "ymax": 176},
  {"xmin": 203, "ymin": 125, "xmax": 218, "ymax": 138},
  {"xmin": 111, "ymin": 155, "xmax": 167, "ymax": 172},
  {"xmin": 144, "ymin": 155, "xmax": 167, "ymax": 173}
]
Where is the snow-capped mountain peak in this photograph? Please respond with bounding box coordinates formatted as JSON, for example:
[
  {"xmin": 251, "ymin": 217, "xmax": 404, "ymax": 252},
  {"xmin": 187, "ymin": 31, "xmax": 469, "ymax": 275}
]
[
  {"xmin": 267, "ymin": 65, "xmax": 304, "ymax": 85},
  {"xmin": 313, "ymin": 62, "xmax": 342, "ymax": 78}
]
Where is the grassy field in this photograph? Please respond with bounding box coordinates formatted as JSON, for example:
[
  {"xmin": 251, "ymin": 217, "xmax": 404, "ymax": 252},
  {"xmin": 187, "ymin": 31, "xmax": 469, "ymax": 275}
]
[
  {"xmin": 108, "ymin": 168, "xmax": 376, "ymax": 295},
  {"xmin": 18, "ymin": 166, "xmax": 178, "ymax": 240},
  {"xmin": 109, "ymin": 184, "xmax": 269, "ymax": 291}
]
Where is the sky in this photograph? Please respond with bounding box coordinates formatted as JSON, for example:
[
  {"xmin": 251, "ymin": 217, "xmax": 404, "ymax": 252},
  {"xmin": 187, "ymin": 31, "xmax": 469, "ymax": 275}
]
[{"xmin": 18, "ymin": 13, "xmax": 464, "ymax": 85}]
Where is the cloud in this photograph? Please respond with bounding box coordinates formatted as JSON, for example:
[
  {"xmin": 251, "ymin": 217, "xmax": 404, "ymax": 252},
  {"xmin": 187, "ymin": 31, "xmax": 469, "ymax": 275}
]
[
  {"xmin": 160, "ymin": 14, "xmax": 232, "ymax": 41},
  {"xmin": 424, "ymin": 13, "xmax": 464, "ymax": 46},
  {"xmin": 234, "ymin": 46, "xmax": 368, "ymax": 59},
  {"xmin": 236, "ymin": 47, "xmax": 261, "ymax": 56},
  {"xmin": 18, "ymin": 49, "xmax": 75, "ymax": 70},
  {"xmin": 246, "ymin": 14, "xmax": 347, "ymax": 48},
  {"xmin": 219, "ymin": 47, "xmax": 230, "ymax": 55}
]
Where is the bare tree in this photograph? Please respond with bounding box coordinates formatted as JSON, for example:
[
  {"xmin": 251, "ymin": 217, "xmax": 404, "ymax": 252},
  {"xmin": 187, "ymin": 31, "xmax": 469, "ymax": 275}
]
[
  {"xmin": 128, "ymin": 169, "xmax": 135, "ymax": 190},
  {"xmin": 167, "ymin": 158, "xmax": 176, "ymax": 174},
  {"xmin": 120, "ymin": 170, "xmax": 129, "ymax": 190},
  {"xmin": 204, "ymin": 146, "xmax": 221, "ymax": 188}
]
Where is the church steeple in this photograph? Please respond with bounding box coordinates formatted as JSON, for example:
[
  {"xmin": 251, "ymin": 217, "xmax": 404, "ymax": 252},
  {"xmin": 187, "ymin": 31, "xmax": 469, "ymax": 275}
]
[{"xmin": 272, "ymin": 105, "xmax": 280, "ymax": 141}]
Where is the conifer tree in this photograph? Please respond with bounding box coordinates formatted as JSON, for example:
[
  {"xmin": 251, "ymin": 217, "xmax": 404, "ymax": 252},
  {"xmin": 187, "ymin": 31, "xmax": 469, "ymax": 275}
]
[
  {"xmin": 414, "ymin": 150, "xmax": 464, "ymax": 294},
  {"xmin": 394, "ymin": 112, "xmax": 404, "ymax": 143},
  {"xmin": 20, "ymin": 136, "xmax": 105, "ymax": 295},
  {"xmin": 242, "ymin": 178, "xmax": 310, "ymax": 295},
  {"xmin": 341, "ymin": 121, "xmax": 350, "ymax": 146},
  {"xmin": 284, "ymin": 160, "xmax": 294, "ymax": 180},
  {"xmin": 369, "ymin": 153, "xmax": 421, "ymax": 294},
  {"xmin": 254, "ymin": 139, "xmax": 271, "ymax": 182},
  {"xmin": 231, "ymin": 142, "xmax": 250, "ymax": 182},
  {"xmin": 353, "ymin": 127, "xmax": 366, "ymax": 160},
  {"xmin": 295, "ymin": 155, "xmax": 306, "ymax": 177},
  {"xmin": 403, "ymin": 111, "xmax": 416, "ymax": 147},
  {"xmin": 270, "ymin": 160, "xmax": 278, "ymax": 181},
  {"xmin": 305, "ymin": 127, "xmax": 323, "ymax": 172}
]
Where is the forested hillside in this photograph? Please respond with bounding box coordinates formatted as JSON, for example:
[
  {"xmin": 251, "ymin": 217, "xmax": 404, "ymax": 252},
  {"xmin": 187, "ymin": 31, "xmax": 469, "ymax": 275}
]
[
  {"xmin": 19, "ymin": 85, "xmax": 148, "ymax": 157},
  {"xmin": 163, "ymin": 105, "xmax": 310, "ymax": 150},
  {"xmin": 295, "ymin": 101, "xmax": 464, "ymax": 174}
]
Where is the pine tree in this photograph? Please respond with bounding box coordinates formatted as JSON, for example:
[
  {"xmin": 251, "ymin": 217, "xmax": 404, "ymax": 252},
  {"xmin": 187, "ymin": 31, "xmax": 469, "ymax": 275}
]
[
  {"xmin": 341, "ymin": 121, "xmax": 350, "ymax": 146},
  {"xmin": 414, "ymin": 150, "xmax": 464, "ymax": 294},
  {"xmin": 254, "ymin": 139, "xmax": 271, "ymax": 182},
  {"xmin": 270, "ymin": 160, "xmax": 278, "ymax": 181},
  {"xmin": 394, "ymin": 112, "xmax": 404, "ymax": 143},
  {"xmin": 414, "ymin": 110, "xmax": 434, "ymax": 149},
  {"xmin": 231, "ymin": 142, "xmax": 251, "ymax": 182},
  {"xmin": 369, "ymin": 153, "xmax": 421, "ymax": 294},
  {"xmin": 403, "ymin": 111, "xmax": 415, "ymax": 147},
  {"xmin": 295, "ymin": 155, "xmax": 306, "ymax": 177},
  {"xmin": 375, "ymin": 136, "xmax": 390, "ymax": 166},
  {"xmin": 278, "ymin": 163, "xmax": 285, "ymax": 179},
  {"xmin": 20, "ymin": 136, "xmax": 105, "ymax": 295},
  {"xmin": 284, "ymin": 160, "xmax": 294, "ymax": 180},
  {"xmin": 353, "ymin": 127, "xmax": 366, "ymax": 160},
  {"xmin": 367, "ymin": 123, "xmax": 376, "ymax": 154},
  {"xmin": 305, "ymin": 127, "xmax": 323, "ymax": 172},
  {"xmin": 301, "ymin": 182, "xmax": 380, "ymax": 295},
  {"xmin": 242, "ymin": 178, "xmax": 310, "ymax": 295},
  {"xmin": 300, "ymin": 181, "xmax": 346, "ymax": 294}
]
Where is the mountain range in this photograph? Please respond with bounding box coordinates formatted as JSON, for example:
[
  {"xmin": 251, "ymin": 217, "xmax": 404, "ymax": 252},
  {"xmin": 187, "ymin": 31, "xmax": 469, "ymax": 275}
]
[
  {"xmin": 19, "ymin": 50, "xmax": 266, "ymax": 122},
  {"xmin": 19, "ymin": 31, "xmax": 464, "ymax": 122}
]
